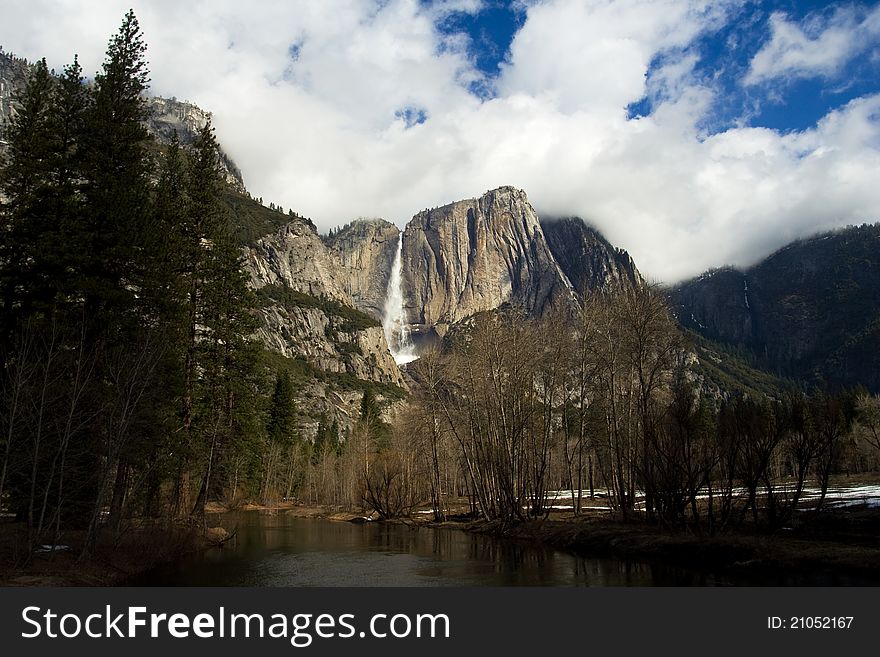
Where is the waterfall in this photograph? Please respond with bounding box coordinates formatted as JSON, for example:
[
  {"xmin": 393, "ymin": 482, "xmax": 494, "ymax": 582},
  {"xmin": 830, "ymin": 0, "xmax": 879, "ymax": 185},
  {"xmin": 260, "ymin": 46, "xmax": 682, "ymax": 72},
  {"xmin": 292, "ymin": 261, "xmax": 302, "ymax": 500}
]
[{"xmin": 383, "ymin": 233, "xmax": 418, "ymax": 365}]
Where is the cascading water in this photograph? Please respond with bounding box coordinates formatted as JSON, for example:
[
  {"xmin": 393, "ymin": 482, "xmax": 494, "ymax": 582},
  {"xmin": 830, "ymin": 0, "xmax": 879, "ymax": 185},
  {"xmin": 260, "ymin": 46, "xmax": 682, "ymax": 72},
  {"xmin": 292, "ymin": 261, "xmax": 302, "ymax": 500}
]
[{"xmin": 383, "ymin": 233, "xmax": 418, "ymax": 365}]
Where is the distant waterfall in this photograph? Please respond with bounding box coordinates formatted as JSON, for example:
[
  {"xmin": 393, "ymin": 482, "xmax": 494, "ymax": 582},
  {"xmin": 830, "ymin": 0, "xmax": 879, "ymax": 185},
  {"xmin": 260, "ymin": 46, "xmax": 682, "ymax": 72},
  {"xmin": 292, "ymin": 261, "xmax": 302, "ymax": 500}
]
[{"xmin": 383, "ymin": 233, "xmax": 418, "ymax": 365}]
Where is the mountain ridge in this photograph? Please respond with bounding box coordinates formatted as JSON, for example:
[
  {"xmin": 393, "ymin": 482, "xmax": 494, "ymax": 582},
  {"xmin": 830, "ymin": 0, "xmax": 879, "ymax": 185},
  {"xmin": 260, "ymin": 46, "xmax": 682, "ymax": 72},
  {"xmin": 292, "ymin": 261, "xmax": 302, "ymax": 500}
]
[{"xmin": 670, "ymin": 223, "xmax": 880, "ymax": 391}]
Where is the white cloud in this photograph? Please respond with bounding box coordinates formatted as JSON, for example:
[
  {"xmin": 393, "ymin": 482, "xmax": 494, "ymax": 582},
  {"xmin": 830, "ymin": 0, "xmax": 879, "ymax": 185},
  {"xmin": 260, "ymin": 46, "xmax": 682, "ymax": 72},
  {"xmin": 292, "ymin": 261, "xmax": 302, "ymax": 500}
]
[
  {"xmin": 2, "ymin": 0, "xmax": 879, "ymax": 282},
  {"xmin": 497, "ymin": 0, "xmax": 728, "ymax": 114},
  {"xmin": 745, "ymin": 5, "xmax": 880, "ymax": 85}
]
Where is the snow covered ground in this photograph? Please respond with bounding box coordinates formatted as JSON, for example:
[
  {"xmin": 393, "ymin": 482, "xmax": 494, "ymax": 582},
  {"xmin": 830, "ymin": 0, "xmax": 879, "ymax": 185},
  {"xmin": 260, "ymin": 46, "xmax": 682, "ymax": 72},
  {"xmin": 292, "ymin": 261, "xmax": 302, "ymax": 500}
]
[
  {"xmin": 801, "ymin": 484, "xmax": 880, "ymax": 509},
  {"xmin": 541, "ymin": 482, "xmax": 880, "ymax": 512}
]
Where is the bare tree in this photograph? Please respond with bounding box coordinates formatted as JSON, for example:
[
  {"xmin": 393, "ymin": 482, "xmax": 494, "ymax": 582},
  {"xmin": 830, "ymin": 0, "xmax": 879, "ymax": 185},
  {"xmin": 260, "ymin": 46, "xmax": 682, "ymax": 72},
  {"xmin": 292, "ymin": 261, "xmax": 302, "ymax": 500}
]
[
  {"xmin": 81, "ymin": 331, "xmax": 162, "ymax": 560},
  {"xmin": 0, "ymin": 323, "xmax": 37, "ymax": 514},
  {"xmin": 854, "ymin": 392, "xmax": 880, "ymax": 453}
]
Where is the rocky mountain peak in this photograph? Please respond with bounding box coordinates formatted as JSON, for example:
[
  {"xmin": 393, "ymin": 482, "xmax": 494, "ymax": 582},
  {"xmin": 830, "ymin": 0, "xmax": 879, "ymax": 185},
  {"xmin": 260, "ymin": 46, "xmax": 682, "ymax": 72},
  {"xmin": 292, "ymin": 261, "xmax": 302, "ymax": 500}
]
[
  {"xmin": 400, "ymin": 186, "xmax": 575, "ymax": 342},
  {"xmin": 147, "ymin": 96, "xmax": 246, "ymax": 193}
]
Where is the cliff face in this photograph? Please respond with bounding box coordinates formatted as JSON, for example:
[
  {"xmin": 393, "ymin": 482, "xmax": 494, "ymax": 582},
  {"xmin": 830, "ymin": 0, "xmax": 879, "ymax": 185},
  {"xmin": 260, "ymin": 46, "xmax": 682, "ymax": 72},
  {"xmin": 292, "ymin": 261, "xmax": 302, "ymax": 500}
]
[
  {"xmin": 0, "ymin": 49, "xmax": 27, "ymax": 130},
  {"xmin": 246, "ymin": 221, "xmax": 351, "ymax": 302},
  {"xmin": 326, "ymin": 218, "xmax": 399, "ymax": 320},
  {"xmin": 256, "ymin": 304, "xmax": 403, "ymax": 387},
  {"xmin": 148, "ymin": 97, "xmax": 245, "ymax": 193},
  {"xmin": 401, "ymin": 186, "xmax": 575, "ymax": 340},
  {"xmin": 243, "ymin": 215, "xmax": 405, "ymax": 389},
  {"xmin": 541, "ymin": 217, "xmax": 644, "ymax": 293},
  {"xmin": 670, "ymin": 268, "xmax": 755, "ymax": 345},
  {"xmin": 670, "ymin": 225, "xmax": 880, "ymax": 391}
]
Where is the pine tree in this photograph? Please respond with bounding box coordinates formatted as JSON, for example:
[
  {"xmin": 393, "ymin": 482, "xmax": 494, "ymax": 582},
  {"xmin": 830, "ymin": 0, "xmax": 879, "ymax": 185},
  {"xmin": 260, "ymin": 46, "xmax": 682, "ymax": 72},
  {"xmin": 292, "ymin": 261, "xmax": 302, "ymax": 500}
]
[
  {"xmin": 268, "ymin": 372, "xmax": 297, "ymax": 446},
  {"xmin": 261, "ymin": 372, "xmax": 297, "ymax": 501},
  {"xmin": 78, "ymin": 11, "xmax": 164, "ymax": 554},
  {"xmin": 180, "ymin": 120, "xmax": 225, "ymax": 516},
  {"xmin": 79, "ymin": 9, "xmax": 151, "ymax": 327},
  {"xmin": 0, "ymin": 55, "xmax": 92, "ymax": 334},
  {"xmin": 150, "ymin": 133, "xmax": 189, "ymax": 317},
  {"xmin": 0, "ymin": 58, "xmax": 55, "ymax": 338},
  {"xmin": 0, "ymin": 56, "xmax": 94, "ymax": 549},
  {"xmin": 188, "ymin": 120, "xmax": 260, "ymax": 516},
  {"xmin": 46, "ymin": 56, "xmax": 88, "ymax": 310},
  {"xmin": 181, "ymin": 121, "xmax": 225, "ymax": 436}
]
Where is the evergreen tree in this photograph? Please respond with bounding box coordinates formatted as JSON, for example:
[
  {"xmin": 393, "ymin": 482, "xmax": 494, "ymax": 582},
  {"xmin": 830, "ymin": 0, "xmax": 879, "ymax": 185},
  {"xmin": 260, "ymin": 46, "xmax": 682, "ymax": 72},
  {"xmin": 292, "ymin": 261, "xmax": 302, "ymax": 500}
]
[
  {"xmin": 358, "ymin": 387, "xmax": 388, "ymax": 447},
  {"xmin": 180, "ymin": 121, "xmax": 226, "ymax": 435},
  {"xmin": 78, "ymin": 11, "xmax": 165, "ymax": 553},
  {"xmin": 150, "ymin": 132, "xmax": 189, "ymax": 318},
  {"xmin": 181, "ymin": 120, "xmax": 226, "ymax": 516},
  {"xmin": 267, "ymin": 372, "xmax": 297, "ymax": 446},
  {"xmin": 188, "ymin": 120, "xmax": 260, "ymax": 516},
  {"xmin": 140, "ymin": 134, "xmax": 192, "ymax": 516},
  {"xmin": 261, "ymin": 372, "xmax": 297, "ymax": 501},
  {"xmin": 79, "ymin": 9, "xmax": 152, "ymax": 327},
  {"xmin": 0, "ymin": 58, "xmax": 55, "ymax": 337},
  {"xmin": 0, "ymin": 13, "xmax": 284, "ymax": 536},
  {"xmin": 46, "ymin": 56, "xmax": 88, "ymax": 310}
]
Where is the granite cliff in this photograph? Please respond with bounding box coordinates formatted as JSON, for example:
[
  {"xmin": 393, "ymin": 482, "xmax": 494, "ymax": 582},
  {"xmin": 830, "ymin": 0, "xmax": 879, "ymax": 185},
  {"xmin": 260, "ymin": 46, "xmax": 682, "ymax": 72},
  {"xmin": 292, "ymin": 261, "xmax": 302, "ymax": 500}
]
[
  {"xmin": 540, "ymin": 217, "xmax": 643, "ymax": 293},
  {"xmin": 399, "ymin": 186, "xmax": 576, "ymax": 342},
  {"xmin": 244, "ymin": 216, "xmax": 405, "ymax": 389},
  {"xmin": 325, "ymin": 218, "xmax": 399, "ymax": 320}
]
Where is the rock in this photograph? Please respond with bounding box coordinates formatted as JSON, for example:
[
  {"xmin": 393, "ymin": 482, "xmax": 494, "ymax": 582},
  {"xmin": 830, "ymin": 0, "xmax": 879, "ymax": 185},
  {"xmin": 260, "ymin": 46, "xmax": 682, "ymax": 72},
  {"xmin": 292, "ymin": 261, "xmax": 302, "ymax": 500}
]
[
  {"xmin": 401, "ymin": 186, "xmax": 577, "ymax": 341},
  {"xmin": 246, "ymin": 220, "xmax": 352, "ymax": 302},
  {"xmin": 255, "ymin": 303, "xmax": 404, "ymax": 387},
  {"xmin": 147, "ymin": 97, "xmax": 246, "ymax": 193},
  {"xmin": 205, "ymin": 526, "xmax": 230, "ymax": 544},
  {"xmin": 0, "ymin": 51, "xmax": 246, "ymax": 193},
  {"xmin": 669, "ymin": 224, "xmax": 880, "ymax": 392},
  {"xmin": 540, "ymin": 217, "xmax": 643, "ymax": 293},
  {"xmin": 327, "ymin": 218, "xmax": 400, "ymax": 320},
  {"xmin": 243, "ymin": 214, "xmax": 406, "ymax": 437}
]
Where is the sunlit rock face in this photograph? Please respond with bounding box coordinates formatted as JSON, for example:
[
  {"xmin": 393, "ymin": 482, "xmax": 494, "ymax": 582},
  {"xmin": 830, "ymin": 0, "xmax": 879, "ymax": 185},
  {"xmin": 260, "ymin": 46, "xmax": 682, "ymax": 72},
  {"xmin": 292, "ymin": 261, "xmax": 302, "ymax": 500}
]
[
  {"xmin": 400, "ymin": 186, "xmax": 575, "ymax": 341},
  {"xmin": 326, "ymin": 218, "xmax": 399, "ymax": 321},
  {"xmin": 244, "ymin": 216, "xmax": 405, "ymax": 389},
  {"xmin": 147, "ymin": 97, "xmax": 246, "ymax": 193},
  {"xmin": 246, "ymin": 220, "xmax": 352, "ymax": 302}
]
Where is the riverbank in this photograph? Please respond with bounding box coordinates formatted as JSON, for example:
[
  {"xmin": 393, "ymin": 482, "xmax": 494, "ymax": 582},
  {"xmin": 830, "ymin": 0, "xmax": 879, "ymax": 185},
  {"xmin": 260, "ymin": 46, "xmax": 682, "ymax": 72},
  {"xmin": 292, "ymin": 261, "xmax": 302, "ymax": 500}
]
[
  {"xmin": 450, "ymin": 507, "xmax": 880, "ymax": 584},
  {"xmin": 4, "ymin": 498, "xmax": 879, "ymax": 585},
  {"xmin": 154, "ymin": 498, "xmax": 880, "ymax": 583},
  {"xmin": 0, "ymin": 518, "xmax": 235, "ymax": 586}
]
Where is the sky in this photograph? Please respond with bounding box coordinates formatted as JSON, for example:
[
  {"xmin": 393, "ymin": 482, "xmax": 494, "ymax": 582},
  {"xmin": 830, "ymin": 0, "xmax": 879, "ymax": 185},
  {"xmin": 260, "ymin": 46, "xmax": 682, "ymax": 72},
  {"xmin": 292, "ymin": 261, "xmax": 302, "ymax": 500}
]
[{"xmin": 2, "ymin": 0, "xmax": 880, "ymax": 282}]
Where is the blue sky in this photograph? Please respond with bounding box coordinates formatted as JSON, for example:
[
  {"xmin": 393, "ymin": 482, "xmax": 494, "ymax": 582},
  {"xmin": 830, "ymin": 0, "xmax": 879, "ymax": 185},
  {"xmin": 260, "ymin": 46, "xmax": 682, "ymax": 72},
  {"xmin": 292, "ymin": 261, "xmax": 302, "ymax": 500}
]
[
  {"xmin": 436, "ymin": 0, "xmax": 880, "ymax": 133},
  {"xmin": 3, "ymin": 0, "xmax": 880, "ymax": 281}
]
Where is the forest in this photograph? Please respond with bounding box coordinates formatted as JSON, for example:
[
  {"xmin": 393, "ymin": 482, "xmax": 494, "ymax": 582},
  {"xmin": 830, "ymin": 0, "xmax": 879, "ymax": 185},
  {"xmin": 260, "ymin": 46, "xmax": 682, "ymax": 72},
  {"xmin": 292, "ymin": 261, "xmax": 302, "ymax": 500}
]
[{"xmin": 0, "ymin": 12, "xmax": 268, "ymax": 561}]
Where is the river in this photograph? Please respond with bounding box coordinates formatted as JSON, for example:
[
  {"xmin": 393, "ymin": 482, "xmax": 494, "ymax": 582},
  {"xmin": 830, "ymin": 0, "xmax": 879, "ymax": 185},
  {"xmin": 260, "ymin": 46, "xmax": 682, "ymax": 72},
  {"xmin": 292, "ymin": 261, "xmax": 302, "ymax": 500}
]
[{"xmin": 131, "ymin": 510, "xmax": 865, "ymax": 586}]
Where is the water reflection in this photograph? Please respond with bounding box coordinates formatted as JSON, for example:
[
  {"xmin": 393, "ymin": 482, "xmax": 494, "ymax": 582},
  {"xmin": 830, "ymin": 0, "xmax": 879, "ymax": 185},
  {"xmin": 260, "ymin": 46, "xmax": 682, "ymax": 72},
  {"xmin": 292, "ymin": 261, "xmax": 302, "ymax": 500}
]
[{"xmin": 132, "ymin": 511, "xmax": 827, "ymax": 586}]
